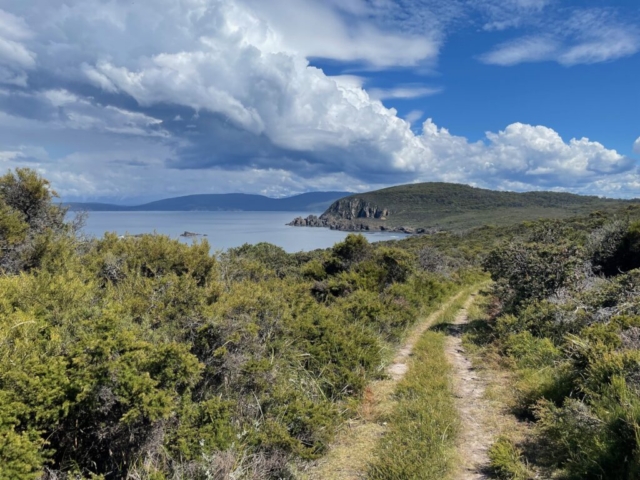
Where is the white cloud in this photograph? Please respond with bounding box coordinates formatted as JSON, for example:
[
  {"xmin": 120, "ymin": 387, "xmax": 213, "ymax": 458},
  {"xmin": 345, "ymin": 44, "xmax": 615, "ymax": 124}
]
[
  {"xmin": 0, "ymin": 0, "xmax": 636, "ymax": 200},
  {"xmin": 404, "ymin": 110, "xmax": 424, "ymax": 125},
  {"xmin": 0, "ymin": 9, "xmax": 36, "ymax": 86},
  {"xmin": 634, "ymin": 137, "xmax": 640, "ymax": 154},
  {"xmin": 479, "ymin": 8, "xmax": 640, "ymax": 66},
  {"xmin": 0, "ymin": 150, "xmax": 25, "ymax": 162},
  {"xmin": 368, "ymin": 86, "xmax": 442, "ymax": 101},
  {"xmin": 0, "ymin": 145, "xmax": 48, "ymax": 163},
  {"xmin": 480, "ymin": 0, "xmax": 554, "ymax": 31},
  {"xmin": 34, "ymin": 89, "xmax": 168, "ymax": 137},
  {"xmin": 561, "ymin": 27, "xmax": 638, "ymax": 67},
  {"xmin": 0, "ymin": 9, "xmax": 32, "ymax": 41},
  {"xmin": 0, "ymin": 67, "xmax": 28, "ymax": 87},
  {"xmin": 481, "ymin": 123, "xmax": 630, "ymax": 179},
  {"xmin": 412, "ymin": 120, "xmax": 632, "ymax": 188},
  {"xmin": 330, "ymin": 75, "xmax": 366, "ymax": 90},
  {"xmin": 0, "ymin": 36, "xmax": 36, "ymax": 69},
  {"xmin": 479, "ymin": 36, "xmax": 558, "ymax": 66},
  {"xmin": 241, "ymin": 0, "xmax": 441, "ymax": 68}
]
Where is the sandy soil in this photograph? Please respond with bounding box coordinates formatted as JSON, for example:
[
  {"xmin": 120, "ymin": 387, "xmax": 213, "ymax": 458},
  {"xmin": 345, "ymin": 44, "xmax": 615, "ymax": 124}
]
[{"xmin": 445, "ymin": 295, "xmax": 499, "ymax": 480}]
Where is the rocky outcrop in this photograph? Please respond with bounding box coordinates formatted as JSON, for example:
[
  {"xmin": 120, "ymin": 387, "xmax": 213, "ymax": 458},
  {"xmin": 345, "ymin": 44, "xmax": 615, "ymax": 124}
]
[
  {"xmin": 288, "ymin": 197, "xmax": 390, "ymax": 230},
  {"xmin": 288, "ymin": 196, "xmax": 439, "ymax": 234},
  {"xmin": 323, "ymin": 197, "xmax": 389, "ymax": 221},
  {"xmin": 289, "ymin": 215, "xmax": 326, "ymax": 228},
  {"xmin": 288, "ymin": 216, "xmax": 371, "ymax": 231},
  {"xmin": 287, "ymin": 216, "xmax": 436, "ymax": 234},
  {"xmin": 287, "ymin": 216, "xmax": 431, "ymax": 234}
]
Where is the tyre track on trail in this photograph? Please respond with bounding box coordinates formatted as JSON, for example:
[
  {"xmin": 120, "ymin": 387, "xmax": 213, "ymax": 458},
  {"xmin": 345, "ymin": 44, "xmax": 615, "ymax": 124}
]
[
  {"xmin": 445, "ymin": 294, "xmax": 498, "ymax": 480},
  {"xmin": 302, "ymin": 290, "xmax": 471, "ymax": 480}
]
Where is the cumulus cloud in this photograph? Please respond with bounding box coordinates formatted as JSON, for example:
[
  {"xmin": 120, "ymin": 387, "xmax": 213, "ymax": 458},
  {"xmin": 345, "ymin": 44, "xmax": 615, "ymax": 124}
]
[
  {"xmin": 0, "ymin": 0, "xmax": 636, "ymax": 201},
  {"xmin": 241, "ymin": 0, "xmax": 441, "ymax": 68},
  {"xmin": 412, "ymin": 121, "xmax": 633, "ymax": 189},
  {"xmin": 634, "ymin": 137, "xmax": 640, "ymax": 154},
  {"xmin": 0, "ymin": 88, "xmax": 167, "ymax": 137}
]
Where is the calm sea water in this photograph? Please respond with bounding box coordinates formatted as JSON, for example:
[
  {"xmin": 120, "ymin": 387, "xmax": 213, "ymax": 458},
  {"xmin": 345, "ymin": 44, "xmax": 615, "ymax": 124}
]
[{"xmin": 79, "ymin": 211, "xmax": 407, "ymax": 253}]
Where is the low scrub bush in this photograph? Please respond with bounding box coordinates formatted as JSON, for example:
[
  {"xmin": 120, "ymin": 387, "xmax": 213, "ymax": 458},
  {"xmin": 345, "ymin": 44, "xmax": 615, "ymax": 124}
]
[
  {"xmin": 484, "ymin": 215, "xmax": 640, "ymax": 479},
  {"xmin": 0, "ymin": 170, "xmax": 475, "ymax": 479},
  {"xmin": 488, "ymin": 437, "xmax": 532, "ymax": 480}
]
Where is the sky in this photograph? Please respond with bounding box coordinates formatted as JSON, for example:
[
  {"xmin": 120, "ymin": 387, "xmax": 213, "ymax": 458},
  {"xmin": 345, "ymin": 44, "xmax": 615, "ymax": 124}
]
[{"xmin": 0, "ymin": 0, "xmax": 638, "ymax": 203}]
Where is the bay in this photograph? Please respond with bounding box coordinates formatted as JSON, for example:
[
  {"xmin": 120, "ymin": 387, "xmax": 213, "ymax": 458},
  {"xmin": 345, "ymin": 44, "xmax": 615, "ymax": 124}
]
[{"xmin": 79, "ymin": 211, "xmax": 407, "ymax": 253}]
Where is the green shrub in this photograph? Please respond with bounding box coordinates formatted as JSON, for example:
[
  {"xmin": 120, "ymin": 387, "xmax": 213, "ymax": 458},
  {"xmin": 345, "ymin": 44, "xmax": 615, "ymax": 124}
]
[
  {"xmin": 488, "ymin": 436, "xmax": 532, "ymax": 480},
  {"xmin": 504, "ymin": 332, "xmax": 562, "ymax": 369},
  {"xmin": 0, "ymin": 169, "xmax": 471, "ymax": 478},
  {"xmin": 0, "ymin": 426, "xmax": 43, "ymax": 480},
  {"xmin": 169, "ymin": 397, "xmax": 234, "ymax": 461},
  {"xmin": 332, "ymin": 234, "xmax": 371, "ymax": 264},
  {"xmin": 484, "ymin": 241, "xmax": 581, "ymax": 312},
  {"xmin": 301, "ymin": 258, "xmax": 327, "ymax": 280},
  {"xmin": 483, "ymin": 214, "xmax": 640, "ymax": 478}
]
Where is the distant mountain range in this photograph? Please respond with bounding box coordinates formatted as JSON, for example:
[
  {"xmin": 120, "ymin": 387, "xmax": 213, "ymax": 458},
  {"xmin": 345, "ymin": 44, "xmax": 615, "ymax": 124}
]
[{"xmin": 65, "ymin": 192, "xmax": 352, "ymax": 212}]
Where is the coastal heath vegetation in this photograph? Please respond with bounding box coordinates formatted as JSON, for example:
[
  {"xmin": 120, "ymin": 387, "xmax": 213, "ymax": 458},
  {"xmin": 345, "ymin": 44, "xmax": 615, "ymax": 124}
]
[
  {"xmin": 475, "ymin": 214, "xmax": 640, "ymax": 479},
  {"xmin": 0, "ymin": 168, "xmax": 480, "ymax": 479}
]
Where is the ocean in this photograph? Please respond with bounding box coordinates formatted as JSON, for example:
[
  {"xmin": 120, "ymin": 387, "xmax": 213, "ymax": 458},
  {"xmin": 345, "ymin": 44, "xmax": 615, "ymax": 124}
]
[{"xmin": 78, "ymin": 211, "xmax": 407, "ymax": 253}]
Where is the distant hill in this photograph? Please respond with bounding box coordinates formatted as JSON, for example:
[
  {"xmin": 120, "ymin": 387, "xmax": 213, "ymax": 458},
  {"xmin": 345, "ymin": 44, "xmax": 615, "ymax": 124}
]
[
  {"xmin": 66, "ymin": 191, "xmax": 352, "ymax": 212},
  {"xmin": 289, "ymin": 183, "xmax": 639, "ymax": 232}
]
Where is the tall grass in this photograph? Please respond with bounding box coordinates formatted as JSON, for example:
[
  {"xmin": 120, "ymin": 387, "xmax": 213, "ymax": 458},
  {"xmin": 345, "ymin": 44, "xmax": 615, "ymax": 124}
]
[{"xmin": 366, "ymin": 295, "xmax": 470, "ymax": 480}]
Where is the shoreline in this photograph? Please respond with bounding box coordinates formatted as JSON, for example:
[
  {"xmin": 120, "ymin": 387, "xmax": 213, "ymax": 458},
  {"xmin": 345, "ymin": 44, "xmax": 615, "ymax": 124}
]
[{"xmin": 287, "ymin": 214, "xmax": 436, "ymax": 235}]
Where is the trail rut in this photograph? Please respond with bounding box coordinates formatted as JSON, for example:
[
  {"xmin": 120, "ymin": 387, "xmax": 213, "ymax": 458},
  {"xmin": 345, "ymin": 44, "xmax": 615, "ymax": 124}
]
[
  {"xmin": 302, "ymin": 291, "xmax": 468, "ymax": 480},
  {"xmin": 445, "ymin": 295, "xmax": 497, "ymax": 480}
]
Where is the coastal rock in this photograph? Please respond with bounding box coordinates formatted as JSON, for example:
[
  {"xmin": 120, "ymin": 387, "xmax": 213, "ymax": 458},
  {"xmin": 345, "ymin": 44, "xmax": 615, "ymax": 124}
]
[
  {"xmin": 288, "ymin": 217, "xmax": 423, "ymax": 234},
  {"xmin": 288, "ymin": 195, "xmax": 435, "ymax": 234},
  {"xmin": 323, "ymin": 197, "xmax": 389, "ymax": 220},
  {"xmin": 288, "ymin": 215, "xmax": 328, "ymax": 228},
  {"xmin": 180, "ymin": 231, "xmax": 208, "ymax": 237},
  {"xmin": 288, "ymin": 196, "xmax": 394, "ymax": 232}
]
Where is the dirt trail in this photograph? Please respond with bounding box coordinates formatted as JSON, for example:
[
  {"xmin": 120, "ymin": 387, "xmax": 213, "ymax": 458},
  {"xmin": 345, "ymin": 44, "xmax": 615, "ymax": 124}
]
[
  {"xmin": 445, "ymin": 295, "xmax": 498, "ymax": 480},
  {"xmin": 301, "ymin": 290, "xmax": 469, "ymax": 480}
]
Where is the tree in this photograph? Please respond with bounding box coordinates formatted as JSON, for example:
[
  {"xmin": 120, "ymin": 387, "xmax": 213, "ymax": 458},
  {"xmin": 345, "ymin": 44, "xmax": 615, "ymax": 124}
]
[{"xmin": 0, "ymin": 168, "xmax": 71, "ymax": 273}]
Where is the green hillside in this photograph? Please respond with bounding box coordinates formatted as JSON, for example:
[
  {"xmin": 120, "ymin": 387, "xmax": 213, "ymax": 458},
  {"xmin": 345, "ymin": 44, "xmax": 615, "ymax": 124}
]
[{"xmin": 318, "ymin": 182, "xmax": 638, "ymax": 231}]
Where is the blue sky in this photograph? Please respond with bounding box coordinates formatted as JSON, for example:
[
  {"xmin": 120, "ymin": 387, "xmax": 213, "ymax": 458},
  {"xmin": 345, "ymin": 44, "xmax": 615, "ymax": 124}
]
[
  {"xmin": 0, "ymin": 0, "xmax": 638, "ymax": 202},
  {"xmin": 332, "ymin": 0, "xmax": 639, "ymax": 156}
]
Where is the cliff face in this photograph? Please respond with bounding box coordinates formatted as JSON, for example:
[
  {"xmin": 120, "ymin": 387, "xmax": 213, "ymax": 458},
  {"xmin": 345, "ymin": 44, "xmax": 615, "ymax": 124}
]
[
  {"xmin": 322, "ymin": 197, "xmax": 389, "ymax": 221},
  {"xmin": 288, "ymin": 196, "xmax": 427, "ymax": 233},
  {"xmin": 288, "ymin": 196, "xmax": 390, "ymax": 231}
]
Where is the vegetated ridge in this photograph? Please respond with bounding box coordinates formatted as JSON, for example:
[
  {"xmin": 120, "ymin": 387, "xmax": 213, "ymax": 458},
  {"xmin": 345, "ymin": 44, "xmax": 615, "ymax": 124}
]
[
  {"xmin": 289, "ymin": 182, "xmax": 639, "ymax": 232},
  {"xmin": 66, "ymin": 191, "xmax": 351, "ymax": 212}
]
